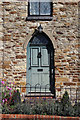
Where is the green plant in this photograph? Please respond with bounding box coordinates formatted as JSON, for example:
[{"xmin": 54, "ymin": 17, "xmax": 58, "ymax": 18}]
[
  {"xmin": 2, "ymin": 102, "xmax": 32, "ymax": 114},
  {"xmin": 18, "ymin": 103, "xmax": 32, "ymax": 114},
  {"xmin": 1, "ymin": 81, "xmax": 21, "ymax": 106},
  {"xmin": 32, "ymin": 103, "xmax": 43, "ymax": 114},
  {"xmin": 60, "ymin": 91, "xmax": 74, "ymax": 116},
  {"xmin": 10, "ymin": 89, "xmax": 21, "ymax": 105},
  {"xmin": 2, "ymin": 104, "xmax": 10, "ymax": 114},
  {"xmin": 73, "ymin": 102, "xmax": 80, "ymax": 117},
  {"xmin": 1, "ymin": 90, "xmax": 80, "ymax": 117},
  {"xmin": 42, "ymin": 100, "xmax": 55, "ymax": 115},
  {"xmin": 61, "ymin": 91, "xmax": 69, "ymax": 104},
  {"xmin": 53, "ymin": 101, "xmax": 62, "ymax": 115}
]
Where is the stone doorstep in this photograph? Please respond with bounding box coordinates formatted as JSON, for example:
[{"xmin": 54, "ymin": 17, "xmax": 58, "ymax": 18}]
[
  {"xmin": 25, "ymin": 91, "xmax": 54, "ymax": 96},
  {"xmin": 25, "ymin": 93, "xmax": 54, "ymax": 98}
]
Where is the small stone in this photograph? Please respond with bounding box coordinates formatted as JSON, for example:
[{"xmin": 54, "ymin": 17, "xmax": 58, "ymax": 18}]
[
  {"xmin": 77, "ymin": 83, "xmax": 80, "ymax": 86},
  {"xmin": 56, "ymin": 31, "xmax": 63, "ymax": 34},
  {"xmin": 2, "ymin": 65, "xmax": 10, "ymax": 69},
  {"xmin": 57, "ymin": 77, "xmax": 69, "ymax": 82},
  {"xmin": 21, "ymin": 88, "xmax": 26, "ymax": 93},
  {"xmin": 20, "ymin": 82, "xmax": 26, "ymax": 86},
  {"xmin": 16, "ymin": 55, "xmax": 26, "ymax": 59},
  {"xmin": 10, "ymin": 11, "xmax": 17, "ymax": 14},
  {"xmin": 64, "ymin": 82, "xmax": 76, "ymax": 86},
  {"xmin": 60, "ymin": 8, "xmax": 66, "ymax": 12},
  {"xmin": 65, "ymin": 2, "xmax": 77, "ymax": 5},
  {"xmin": 60, "ymin": 15, "xmax": 67, "ymax": 17}
]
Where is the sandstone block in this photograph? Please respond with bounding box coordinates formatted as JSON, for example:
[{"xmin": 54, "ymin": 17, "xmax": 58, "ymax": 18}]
[
  {"xmin": 21, "ymin": 13, "xmax": 26, "ymax": 17},
  {"xmin": 4, "ymin": 72, "xmax": 8, "ymax": 74},
  {"xmin": 59, "ymin": 71, "xmax": 64, "ymax": 74},
  {"xmin": 55, "ymin": 62, "xmax": 61, "ymax": 66},
  {"xmin": 53, "ymin": 10, "xmax": 58, "ymax": 13},
  {"xmin": 20, "ymin": 82, "xmax": 26, "ymax": 86},
  {"xmin": 58, "ymin": 56, "xmax": 64, "ymax": 59},
  {"xmin": 16, "ymin": 55, "xmax": 26, "ymax": 59},
  {"xmin": 3, "ymin": 2, "xmax": 11, "ymax": 5},
  {"xmin": 65, "ymin": 2, "xmax": 77, "ymax": 5},
  {"xmin": 10, "ymin": 11, "xmax": 17, "ymax": 14},
  {"xmin": 0, "ymin": 25, "xmax": 3, "ymax": 32},
  {"xmin": 0, "ymin": 65, "xmax": 2, "ymax": 68},
  {"xmin": 64, "ymin": 23, "xmax": 71, "ymax": 26},
  {"xmin": 15, "ymin": 79, "xmax": 20, "ymax": 81},
  {"xmin": 4, "ymin": 61, "xmax": 11, "ymax": 64},
  {"xmin": 60, "ymin": 15, "xmax": 67, "ymax": 17},
  {"xmin": 2, "ymin": 79, "xmax": 6, "ymax": 82},
  {"xmin": 53, "ymin": 13, "xmax": 57, "ymax": 15},
  {"xmin": 12, "ymin": 61, "xmax": 17, "ymax": 64},
  {"xmin": 14, "ymin": 81, "xmax": 20, "ymax": 86},
  {"xmin": 21, "ymin": 88, "xmax": 26, "ymax": 93},
  {"xmin": 73, "ymin": 78, "xmax": 79, "ymax": 82},
  {"xmin": 56, "ymin": 88, "xmax": 61, "ymax": 92},
  {"xmin": 62, "ymin": 60, "xmax": 66, "ymax": 62},
  {"xmin": 54, "ymin": 4, "xmax": 63, "ymax": 8},
  {"xmin": 0, "ymin": 32, "xmax": 3, "ymax": 38},
  {"xmin": 2, "ymin": 64, "xmax": 10, "ymax": 69},
  {"xmin": 4, "ymin": 35, "xmax": 11, "ymax": 41},
  {"xmin": 55, "ymin": 82, "xmax": 63, "ymax": 87},
  {"xmin": 75, "ymin": 44, "xmax": 80, "ymax": 48},
  {"xmin": 64, "ymin": 82, "xmax": 76, "ymax": 86},
  {"xmin": 56, "ymin": 31, "xmax": 63, "ymax": 34},
  {"xmin": 77, "ymin": 83, "xmax": 80, "ymax": 86},
  {"xmin": 57, "ymin": 77, "xmax": 69, "ymax": 82},
  {"xmin": 60, "ymin": 8, "xmax": 66, "ymax": 12},
  {"xmin": 63, "ymin": 48, "xmax": 70, "ymax": 53},
  {"xmin": 13, "ymin": 72, "xmax": 17, "ymax": 75}
]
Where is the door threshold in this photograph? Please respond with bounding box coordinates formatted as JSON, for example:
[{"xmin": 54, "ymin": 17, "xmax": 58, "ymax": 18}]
[{"xmin": 25, "ymin": 92, "xmax": 54, "ymax": 97}]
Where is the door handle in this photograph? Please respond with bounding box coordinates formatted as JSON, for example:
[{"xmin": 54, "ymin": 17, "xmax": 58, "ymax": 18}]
[
  {"xmin": 28, "ymin": 67, "xmax": 31, "ymax": 70},
  {"xmin": 37, "ymin": 52, "xmax": 42, "ymax": 58}
]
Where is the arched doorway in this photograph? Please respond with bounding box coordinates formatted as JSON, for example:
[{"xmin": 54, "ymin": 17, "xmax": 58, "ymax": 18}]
[{"xmin": 26, "ymin": 30, "xmax": 55, "ymax": 97}]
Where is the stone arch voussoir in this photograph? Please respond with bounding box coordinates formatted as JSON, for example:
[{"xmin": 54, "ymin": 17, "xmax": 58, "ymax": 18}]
[{"xmin": 23, "ymin": 28, "xmax": 56, "ymax": 49}]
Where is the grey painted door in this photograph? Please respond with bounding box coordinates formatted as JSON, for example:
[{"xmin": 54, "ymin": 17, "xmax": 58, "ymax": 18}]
[{"xmin": 27, "ymin": 45, "xmax": 50, "ymax": 93}]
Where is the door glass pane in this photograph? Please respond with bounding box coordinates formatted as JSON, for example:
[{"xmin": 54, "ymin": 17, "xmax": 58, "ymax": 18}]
[
  {"xmin": 40, "ymin": 2, "xmax": 51, "ymax": 15},
  {"xmin": 41, "ymin": 48, "xmax": 49, "ymax": 66},
  {"xmin": 31, "ymin": 48, "xmax": 39, "ymax": 66},
  {"xmin": 30, "ymin": 2, "xmax": 39, "ymax": 15}
]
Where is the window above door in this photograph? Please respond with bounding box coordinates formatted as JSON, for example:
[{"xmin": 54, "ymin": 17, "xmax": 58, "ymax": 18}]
[{"xmin": 26, "ymin": 0, "xmax": 53, "ymax": 20}]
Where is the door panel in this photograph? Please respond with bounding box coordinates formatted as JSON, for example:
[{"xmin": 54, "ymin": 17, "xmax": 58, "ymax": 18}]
[
  {"xmin": 31, "ymin": 73, "xmax": 38, "ymax": 87},
  {"xmin": 31, "ymin": 48, "xmax": 39, "ymax": 66},
  {"xmin": 42, "ymin": 74, "xmax": 49, "ymax": 86}
]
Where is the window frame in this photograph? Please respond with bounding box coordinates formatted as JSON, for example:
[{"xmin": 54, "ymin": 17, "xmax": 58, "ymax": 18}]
[{"xmin": 27, "ymin": 1, "xmax": 53, "ymax": 20}]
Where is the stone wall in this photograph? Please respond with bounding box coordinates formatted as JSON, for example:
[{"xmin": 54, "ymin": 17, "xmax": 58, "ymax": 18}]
[{"xmin": 0, "ymin": 1, "xmax": 80, "ymax": 96}]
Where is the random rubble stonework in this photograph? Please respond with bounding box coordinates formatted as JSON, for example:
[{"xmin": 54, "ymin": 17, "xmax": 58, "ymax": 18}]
[{"xmin": 0, "ymin": 1, "xmax": 80, "ymax": 98}]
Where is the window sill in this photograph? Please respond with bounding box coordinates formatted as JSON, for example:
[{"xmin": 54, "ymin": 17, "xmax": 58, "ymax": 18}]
[{"xmin": 26, "ymin": 16, "xmax": 53, "ymax": 21}]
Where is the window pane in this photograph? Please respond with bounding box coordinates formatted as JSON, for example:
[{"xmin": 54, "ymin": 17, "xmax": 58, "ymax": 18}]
[
  {"xmin": 40, "ymin": 2, "xmax": 51, "ymax": 15},
  {"xmin": 30, "ymin": 2, "xmax": 39, "ymax": 15}
]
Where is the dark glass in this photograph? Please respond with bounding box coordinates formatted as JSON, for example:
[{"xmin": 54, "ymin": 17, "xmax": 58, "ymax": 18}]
[
  {"xmin": 40, "ymin": 2, "xmax": 51, "ymax": 15},
  {"xmin": 30, "ymin": 33, "xmax": 49, "ymax": 45},
  {"xmin": 30, "ymin": 2, "xmax": 39, "ymax": 15},
  {"xmin": 29, "ymin": 2, "xmax": 51, "ymax": 16}
]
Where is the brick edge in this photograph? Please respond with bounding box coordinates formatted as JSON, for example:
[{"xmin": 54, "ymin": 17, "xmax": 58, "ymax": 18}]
[{"xmin": 0, "ymin": 114, "xmax": 80, "ymax": 119}]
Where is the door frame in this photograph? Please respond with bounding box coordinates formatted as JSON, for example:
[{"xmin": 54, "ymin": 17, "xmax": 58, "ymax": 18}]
[{"xmin": 26, "ymin": 31, "xmax": 55, "ymax": 97}]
